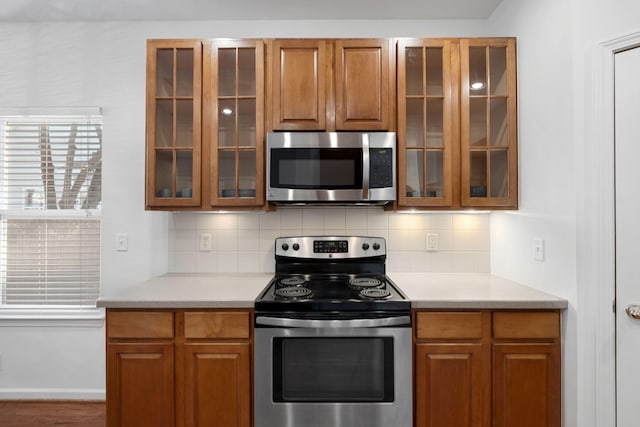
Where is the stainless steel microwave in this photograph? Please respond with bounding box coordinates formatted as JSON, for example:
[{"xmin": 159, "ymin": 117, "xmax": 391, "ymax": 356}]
[{"xmin": 266, "ymin": 132, "xmax": 396, "ymax": 204}]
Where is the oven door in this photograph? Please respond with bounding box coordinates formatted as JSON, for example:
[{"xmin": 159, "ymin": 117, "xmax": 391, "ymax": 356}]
[{"xmin": 254, "ymin": 316, "xmax": 412, "ymax": 427}]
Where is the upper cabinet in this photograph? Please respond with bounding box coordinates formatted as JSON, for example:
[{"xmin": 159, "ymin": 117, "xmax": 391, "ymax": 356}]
[
  {"xmin": 397, "ymin": 39, "xmax": 455, "ymax": 207},
  {"xmin": 204, "ymin": 39, "xmax": 265, "ymax": 207},
  {"xmin": 146, "ymin": 39, "xmax": 264, "ymax": 210},
  {"xmin": 460, "ymin": 38, "xmax": 518, "ymax": 208},
  {"xmin": 146, "ymin": 40, "xmax": 202, "ymax": 208},
  {"xmin": 268, "ymin": 39, "xmax": 395, "ymax": 131},
  {"xmin": 145, "ymin": 37, "xmax": 517, "ymax": 211},
  {"xmin": 397, "ymin": 37, "xmax": 518, "ymax": 209}
]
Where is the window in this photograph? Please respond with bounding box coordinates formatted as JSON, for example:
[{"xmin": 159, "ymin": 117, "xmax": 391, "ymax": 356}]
[{"xmin": 0, "ymin": 108, "xmax": 102, "ymax": 308}]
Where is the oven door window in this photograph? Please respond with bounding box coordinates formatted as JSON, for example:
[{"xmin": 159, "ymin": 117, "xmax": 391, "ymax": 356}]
[
  {"xmin": 273, "ymin": 337, "xmax": 394, "ymax": 402},
  {"xmin": 269, "ymin": 148, "xmax": 363, "ymax": 189}
]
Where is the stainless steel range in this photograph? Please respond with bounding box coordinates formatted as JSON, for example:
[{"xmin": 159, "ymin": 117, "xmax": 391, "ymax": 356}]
[{"xmin": 254, "ymin": 236, "xmax": 412, "ymax": 427}]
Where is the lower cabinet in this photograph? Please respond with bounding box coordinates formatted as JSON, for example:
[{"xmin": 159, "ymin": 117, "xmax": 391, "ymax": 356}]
[
  {"xmin": 414, "ymin": 310, "xmax": 561, "ymax": 427},
  {"xmin": 106, "ymin": 309, "xmax": 252, "ymax": 427}
]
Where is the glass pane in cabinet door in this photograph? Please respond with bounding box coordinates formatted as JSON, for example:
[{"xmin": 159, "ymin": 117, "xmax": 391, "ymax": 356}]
[
  {"xmin": 426, "ymin": 151, "xmax": 444, "ymax": 197},
  {"xmin": 405, "ymin": 47, "xmax": 423, "ymax": 96},
  {"xmin": 218, "ymin": 49, "xmax": 237, "ymax": 97},
  {"xmin": 238, "ymin": 99, "xmax": 256, "ymax": 147},
  {"xmin": 218, "ymin": 99, "xmax": 236, "ymax": 148},
  {"xmin": 156, "ymin": 49, "xmax": 173, "ymax": 97},
  {"xmin": 176, "ymin": 100, "xmax": 193, "ymax": 148},
  {"xmin": 405, "ymin": 150, "xmax": 424, "ymax": 197},
  {"xmin": 238, "ymin": 48, "xmax": 256, "ymax": 97},
  {"xmin": 490, "ymin": 98, "xmax": 508, "ymax": 147},
  {"xmin": 426, "ymin": 99, "xmax": 444, "ymax": 148},
  {"xmin": 155, "ymin": 150, "xmax": 173, "ymax": 197},
  {"xmin": 490, "ymin": 150, "xmax": 509, "ymax": 198},
  {"xmin": 469, "ymin": 151, "xmax": 488, "ymax": 197},
  {"xmin": 175, "ymin": 151, "xmax": 193, "ymax": 198},
  {"xmin": 489, "ymin": 47, "xmax": 507, "ymax": 96},
  {"xmin": 238, "ymin": 151, "xmax": 257, "ymax": 198},
  {"xmin": 468, "ymin": 47, "xmax": 487, "ymax": 95},
  {"xmin": 155, "ymin": 100, "xmax": 173, "ymax": 148},
  {"xmin": 425, "ymin": 48, "xmax": 443, "ymax": 96},
  {"xmin": 218, "ymin": 151, "xmax": 236, "ymax": 197},
  {"xmin": 176, "ymin": 49, "xmax": 194, "ymax": 97},
  {"xmin": 406, "ymin": 98, "xmax": 424, "ymax": 148},
  {"xmin": 469, "ymin": 98, "xmax": 487, "ymax": 146}
]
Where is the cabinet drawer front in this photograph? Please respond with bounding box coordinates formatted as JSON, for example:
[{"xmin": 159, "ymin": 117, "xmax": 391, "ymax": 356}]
[
  {"xmin": 416, "ymin": 312, "xmax": 483, "ymax": 339},
  {"xmin": 107, "ymin": 311, "xmax": 174, "ymax": 339},
  {"xmin": 184, "ymin": 311, "xmax": 250, "ymax": 339},
  {"xmin": 493, "ymin": 311, "xmax": 560, "ymax": 339}
]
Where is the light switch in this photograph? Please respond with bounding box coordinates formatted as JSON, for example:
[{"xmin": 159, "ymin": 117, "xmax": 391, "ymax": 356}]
[
  {"xmin": 533, "ymin": 238, "xmax": 545, "ymax": 261},
  {"xmin": 116, "ymin": 233, "xmax": 128, "ymax": 252}
]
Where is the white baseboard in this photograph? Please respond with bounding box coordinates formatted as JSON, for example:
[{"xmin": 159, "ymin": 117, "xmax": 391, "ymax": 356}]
[{"xmin": 0, "ymin": 388, "xmax": 105, "ymax": 400}]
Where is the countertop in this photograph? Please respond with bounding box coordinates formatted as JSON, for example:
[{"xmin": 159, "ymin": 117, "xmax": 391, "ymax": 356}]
[{"xmin": 97, "ymin": 272, "xmax": 568, "ymax": 310}]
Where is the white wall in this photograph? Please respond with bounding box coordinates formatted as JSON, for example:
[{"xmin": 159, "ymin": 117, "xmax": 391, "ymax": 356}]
[
  {"xmin": 0, "ymin": 18, "xmax": 493, "ymax": 399},
  {"xmin": 487, "ymin": 0, "xmax": 640, "ymax": 426}
]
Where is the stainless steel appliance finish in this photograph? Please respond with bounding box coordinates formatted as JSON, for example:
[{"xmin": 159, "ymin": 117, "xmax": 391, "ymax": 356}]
[
  {"xmin": 254, "ymin": 236, "xmax": 412, "ymax": 427},
  {"xmin": 266, "ymin": 132, "xmax": 396, "ymax": 204}
]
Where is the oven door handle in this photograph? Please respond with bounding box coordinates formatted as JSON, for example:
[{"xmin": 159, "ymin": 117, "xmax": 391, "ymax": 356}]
[{"xmin": 255, "ymin": 315, "xmax": 411, "ymax": 328}]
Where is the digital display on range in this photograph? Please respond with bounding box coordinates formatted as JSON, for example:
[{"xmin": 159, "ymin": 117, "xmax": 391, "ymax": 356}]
[{"xmin": 313, "ymin": 240, "xmax": 348, "ymax": 253}]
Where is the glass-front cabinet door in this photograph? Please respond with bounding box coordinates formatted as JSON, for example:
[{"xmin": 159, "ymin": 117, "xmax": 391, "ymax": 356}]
[
  {"xmin": 460, "ymin": 38, "xmax": 517, "ymax": 208},
  {"xmin": 146, "ymin": 40, "xmax": 202, "ymax": 208},
  {"xmin": 206, "ymin": 40, "xmax": 264, "ymax": 207},
  {"xmin": 397, "ymin": 39, "xmax": 454, "ymax": 207}
]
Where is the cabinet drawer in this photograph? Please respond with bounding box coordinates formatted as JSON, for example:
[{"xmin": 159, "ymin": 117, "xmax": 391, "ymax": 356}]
[
  {"xmin": 493, "ymin": 311, "xmax": 560, "ymax": 339},
  {"xmin": 107, "ymin": 311, "xmax": 174, "ymax": 339},
  {"xmin": 184, "ymin": 311, "xmax": 250, "ymax": 339},
  {"xmin": 416, "ymin": 312, "xmax": 483, "ymax": 339}
]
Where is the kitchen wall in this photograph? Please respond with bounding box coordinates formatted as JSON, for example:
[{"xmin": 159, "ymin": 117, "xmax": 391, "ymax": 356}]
[
  {"xmin": 169, "ymin": 210, "xmax": 490, "ymax": 274},
  {"xmin": 487, "ymin": 0, "xmax": 640, "ymax": 426},
  {"xmin": 0, "ymin": 18, "xmax": 490, "ymax": 399}
]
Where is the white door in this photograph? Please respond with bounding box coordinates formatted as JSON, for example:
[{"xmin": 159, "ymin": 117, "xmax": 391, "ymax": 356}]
[{"xmin": 615, "ymin": 45, "xmax": 640, "ymax": 427}]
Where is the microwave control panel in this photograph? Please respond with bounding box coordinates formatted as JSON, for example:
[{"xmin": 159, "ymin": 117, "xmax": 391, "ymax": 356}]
[{"xmin": 370, "ymin": 148, "xmax": 394, "ymax": 189}]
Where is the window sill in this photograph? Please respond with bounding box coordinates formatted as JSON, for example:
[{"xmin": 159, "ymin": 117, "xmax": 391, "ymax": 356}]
[{"xmin": 0, "ymin": 307, "xmax": 105, "ymax": 327}]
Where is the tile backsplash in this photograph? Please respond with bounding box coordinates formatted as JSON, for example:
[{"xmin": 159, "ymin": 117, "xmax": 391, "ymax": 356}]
[{"xmin": 169, "ymin": 208, "xmax": 490, "ymax": 274}]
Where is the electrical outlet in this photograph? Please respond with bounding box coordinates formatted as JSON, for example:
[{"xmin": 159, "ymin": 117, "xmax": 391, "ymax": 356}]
[
  {"xmin": 426, "ymin": 233, "xmax": 439, "ymax": 251},
  {"xmin": 533, "ymin": 238, "xmax": 545, "ymax": 261},
  {"xmin": 199, "ymin": 233, "xmax": 212, "ymax": 251},
  {"xmin": 116, "ymin": 233, "xmax": 128, "ymax": 252}
]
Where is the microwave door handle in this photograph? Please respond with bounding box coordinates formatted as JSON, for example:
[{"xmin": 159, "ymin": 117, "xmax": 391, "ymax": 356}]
[
  {"xmin": 361, "ymin": 134, "xmax": 370, "ymax": 200},
  {"xmin": 255, "ymin": 316, "xmax": 411, "ymax": 328}
]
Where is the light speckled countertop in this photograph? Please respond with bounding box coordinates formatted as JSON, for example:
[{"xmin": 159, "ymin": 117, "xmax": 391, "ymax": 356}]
[{"xmin": 97, "ymin": 272, "xmax": 567, "ymax": 310}]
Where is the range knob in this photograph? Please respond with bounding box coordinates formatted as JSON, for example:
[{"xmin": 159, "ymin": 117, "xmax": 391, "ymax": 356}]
[
  {"xmin": 281, "ymin": 243, "xmax": 289, "ymax": 251},
  {"xmin": 292, "ymin": 243, "xmax": 300, "ymax": 251},
  {"xmin": 372, "ymin": 242, "xmax": 381, "ymax": 251},
  {"xmin": 362, "ymin": 243, "xmax": 370, "ymax": 250}
]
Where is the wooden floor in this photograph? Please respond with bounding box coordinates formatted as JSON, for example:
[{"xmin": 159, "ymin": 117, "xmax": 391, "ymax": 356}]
[{"xmin": 0, "ymin": 401, "xmax": 106, "ymax": 427}]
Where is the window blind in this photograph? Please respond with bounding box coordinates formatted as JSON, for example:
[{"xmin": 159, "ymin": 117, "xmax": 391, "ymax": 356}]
[{"xmin": 0, "ymin": 109, "xmax": 102, "ymax": 306}]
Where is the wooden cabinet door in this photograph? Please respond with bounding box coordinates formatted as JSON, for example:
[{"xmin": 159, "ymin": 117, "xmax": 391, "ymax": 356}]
[
  {"xmin": 270, "ymin": 39, "xmax": 327, "ymax": 130},
  {"xmin": 397, "ymin": 39, "xmax": 456, "ymax": 207},
  {"xmin": 205, "ymin": 39, "xmax": 265, "ymax": 207},
  {"xmin": 107, "ymin": 343, "xmax": 174, "ymax": 427},
  {"xmin": 335, "ymin": 39, "xmax": 393, "ymax": 130},
  {"xmin": 146, "ymin": 39, "xmax": 202, "ymax": 208},
  {"xmin": 492, "ymin": 343, "xmax": 560, "ymax": 427},
  {"xmin": 415, "ymin": 343, "xmax": 487, "ymax": 427},
  {"xmin": 460, "ymin": 38, "xmax": 518, "ymax": 208},
  {"xmin": 183, "ymin": 343, "xmax": 251, "ymax": 427}
]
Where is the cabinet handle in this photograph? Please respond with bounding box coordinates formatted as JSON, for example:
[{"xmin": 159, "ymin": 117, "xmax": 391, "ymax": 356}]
[{"xmin": 625, "ymin": 305, "xmax": 640, "ymax": 320}]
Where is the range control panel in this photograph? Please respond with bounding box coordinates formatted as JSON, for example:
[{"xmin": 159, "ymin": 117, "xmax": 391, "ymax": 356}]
[{"xmin": 275, "ymin": 236, "xmax": 386, "ymax": 259}]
